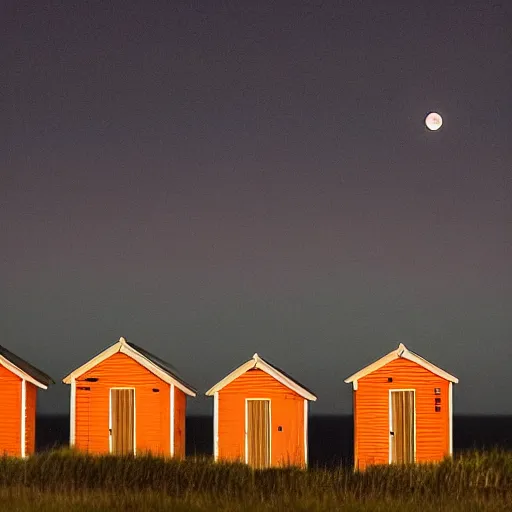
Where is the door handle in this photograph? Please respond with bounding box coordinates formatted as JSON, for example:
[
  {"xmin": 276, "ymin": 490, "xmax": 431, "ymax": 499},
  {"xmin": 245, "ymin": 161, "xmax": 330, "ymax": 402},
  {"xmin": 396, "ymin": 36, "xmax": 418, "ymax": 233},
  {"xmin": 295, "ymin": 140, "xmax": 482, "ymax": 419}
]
[
  {"xmin": 390, "ymin": 431, "xmax": 394, "ymax": 436},
  {"xmin": 109, "ymin": 429, "xmax": 112, "ymax": 435}
]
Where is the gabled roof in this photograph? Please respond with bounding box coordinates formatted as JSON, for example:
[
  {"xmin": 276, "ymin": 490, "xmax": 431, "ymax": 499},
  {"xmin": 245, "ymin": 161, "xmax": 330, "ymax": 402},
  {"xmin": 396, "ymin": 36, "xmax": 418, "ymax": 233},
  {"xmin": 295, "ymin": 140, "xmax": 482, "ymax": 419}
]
[
  {"xmin": 205, "ymin": 353, "xmax": 317, "ymax": 401},
  {"xmin": 344, "ymin": 343, "xmax": 459, "ymax": 390},
  {"xmin": 0, "ymin": 344, "xmax": 54, "ymax": 389},
  {"xmin": 62, "ymin": 337, "xmax": 196, "ymax": 396}
]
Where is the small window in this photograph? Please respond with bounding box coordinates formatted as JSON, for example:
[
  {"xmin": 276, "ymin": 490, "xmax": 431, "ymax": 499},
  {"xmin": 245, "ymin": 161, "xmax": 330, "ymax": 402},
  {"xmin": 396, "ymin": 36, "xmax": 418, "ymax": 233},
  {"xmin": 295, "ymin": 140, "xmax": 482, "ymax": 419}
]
[
  {"xmin": 435, "ymin": 405, "xmax": 441, "ymax": 412},
  {"xmin": 435, "ymin": 397, "xmax": 441, "ymax": 405},
  {"xmin": 387, "ymin": 377, "xmax": 393, "ymax": 383},
  {"xmin": 434, "ymin": 388, "xmax": 441, "ymax": 395},
  {"xmin": 152, "ymin": 388, "xmax": 160, "ymax": 393}
]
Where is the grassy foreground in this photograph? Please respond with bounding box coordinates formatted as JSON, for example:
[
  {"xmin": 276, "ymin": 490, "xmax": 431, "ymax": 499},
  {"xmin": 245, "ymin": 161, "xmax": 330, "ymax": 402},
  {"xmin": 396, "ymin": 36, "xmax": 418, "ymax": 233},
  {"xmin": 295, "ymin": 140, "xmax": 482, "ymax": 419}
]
[{"xmin": 0, "ymin": 450, "xmax": 511, "ymax": 511}]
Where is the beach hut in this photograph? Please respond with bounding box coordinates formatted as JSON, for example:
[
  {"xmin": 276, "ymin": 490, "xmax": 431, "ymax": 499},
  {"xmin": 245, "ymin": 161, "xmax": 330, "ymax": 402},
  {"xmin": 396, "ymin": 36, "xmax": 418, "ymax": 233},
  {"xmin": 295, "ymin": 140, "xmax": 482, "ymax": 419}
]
[
  {"xmin": 62, "ymin": 337, "xmax": 196, "ymax": 457},
  {"xmin": 0, "ymin": 344, "xmax": 53, "ymax": 457},
  {"xmin": 344, "ymin": 343, "xmax": 458, "ymax": 469},
  {"xmin": 206, "ymin": 353, "xmax": 317, "ymax": 468}
]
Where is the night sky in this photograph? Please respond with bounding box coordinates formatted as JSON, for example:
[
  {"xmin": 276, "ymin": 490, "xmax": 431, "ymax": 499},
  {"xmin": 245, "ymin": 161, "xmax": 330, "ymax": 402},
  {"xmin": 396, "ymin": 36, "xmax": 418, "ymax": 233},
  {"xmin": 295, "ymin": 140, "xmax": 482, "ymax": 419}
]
[{"xmin": 2, "ymin": 0, "xmax": 511, "ymax": 415}]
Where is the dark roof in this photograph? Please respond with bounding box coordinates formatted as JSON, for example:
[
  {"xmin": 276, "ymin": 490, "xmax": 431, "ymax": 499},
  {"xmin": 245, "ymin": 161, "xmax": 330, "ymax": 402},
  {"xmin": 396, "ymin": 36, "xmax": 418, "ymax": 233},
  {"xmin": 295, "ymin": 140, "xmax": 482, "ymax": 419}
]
[
  {"xmin": 255, "ymin": 355, "xmax": 316, "ymax": 398},
  {"xmin": 127, "ymin": 341, "xmax": 196, "ymax": 393},
  {"xmin": 0, "ymin": 345, "xmax": 54, "ymax": 386}
]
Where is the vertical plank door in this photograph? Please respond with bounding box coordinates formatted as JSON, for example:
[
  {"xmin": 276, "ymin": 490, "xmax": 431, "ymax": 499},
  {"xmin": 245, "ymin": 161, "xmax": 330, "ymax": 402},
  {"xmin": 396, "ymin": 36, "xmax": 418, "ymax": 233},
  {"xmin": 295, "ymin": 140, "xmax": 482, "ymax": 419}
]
[
  {"xmin": 247, "ymin": 400, "xmax": 271, "ymax": 468},
  {"xmin": 390, "ymin": 390, "xmax": 415, "ymax": 464},
  {"xmin": 111, "ymin": 389, "xmax": 135, "ymax": 455}
]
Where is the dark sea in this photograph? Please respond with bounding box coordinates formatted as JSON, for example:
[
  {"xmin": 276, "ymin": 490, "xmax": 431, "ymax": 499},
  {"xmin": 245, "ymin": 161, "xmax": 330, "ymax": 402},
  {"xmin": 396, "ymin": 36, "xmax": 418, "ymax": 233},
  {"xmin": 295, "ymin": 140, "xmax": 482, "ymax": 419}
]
[{"xmin": 36, "ymin": 415, "xmax": 512, "ymax": 467}]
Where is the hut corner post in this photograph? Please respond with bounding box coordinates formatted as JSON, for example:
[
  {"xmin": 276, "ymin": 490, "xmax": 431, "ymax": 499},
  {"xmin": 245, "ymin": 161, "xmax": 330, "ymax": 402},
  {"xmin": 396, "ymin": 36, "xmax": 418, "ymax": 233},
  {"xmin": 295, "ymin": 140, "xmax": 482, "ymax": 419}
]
[
  {"xmin": 449, "ymin": 381, "xmax": 453, "ymax": 456},
  {"xmin": 20, "ymin": 379, "xmax": 26, "ymax": 458},
  {"xmin": 70, "ymin": 377, "xmax": 76, "ymax": 447},
  {"xmin": 170, "ymin": 383, "xmax": 175, "ymax": 457},
  {"xmin": 213, "ymin": 391, "xmax": 219, "ymax": 460}
]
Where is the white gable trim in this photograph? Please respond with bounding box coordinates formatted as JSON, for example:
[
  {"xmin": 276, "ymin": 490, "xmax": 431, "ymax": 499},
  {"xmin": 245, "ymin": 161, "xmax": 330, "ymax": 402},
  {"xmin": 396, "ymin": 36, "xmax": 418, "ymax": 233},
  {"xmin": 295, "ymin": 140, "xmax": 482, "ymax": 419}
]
[
  {"xmin": 0, "ymin": 355, "xmax": 48, "ymax": 389},
  {"xmin": 344, "ymin": 343, "xmax": 459, "ymax": 390},
  {"xmin": 62, "ymin": 338, "xmax": 196, "ymax": 397},
  {"xmin": 205, "ymin": 353, "xmax": 317, "ymax": 401}
]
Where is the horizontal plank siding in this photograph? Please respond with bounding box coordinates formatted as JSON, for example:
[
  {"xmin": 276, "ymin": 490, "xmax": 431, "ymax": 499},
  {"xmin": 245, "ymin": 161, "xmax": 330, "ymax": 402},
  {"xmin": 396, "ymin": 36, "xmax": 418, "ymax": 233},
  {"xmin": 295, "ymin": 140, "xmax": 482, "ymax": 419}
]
[
  {"xmin": 75, "ymin": 353, "xmax": 170, "ymax": 456},
  {"xmin": 218, "ymin": 369, "xmax": 305, "ymax": 467},
  {"xmin": 355, "ymin": 358, "xmax": 450, "ymax": 469},
  {"xmin": 0, "ymin": 366, "xmax": 22, "ymax": 456}
]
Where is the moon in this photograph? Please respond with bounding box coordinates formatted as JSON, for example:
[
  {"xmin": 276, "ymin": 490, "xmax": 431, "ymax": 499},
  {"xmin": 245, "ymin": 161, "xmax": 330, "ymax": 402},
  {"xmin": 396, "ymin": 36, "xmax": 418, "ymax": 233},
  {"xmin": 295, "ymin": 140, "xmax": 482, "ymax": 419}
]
[{"xmin": 425, "ymin": 112, "xmax": 443, "ymax": 131}]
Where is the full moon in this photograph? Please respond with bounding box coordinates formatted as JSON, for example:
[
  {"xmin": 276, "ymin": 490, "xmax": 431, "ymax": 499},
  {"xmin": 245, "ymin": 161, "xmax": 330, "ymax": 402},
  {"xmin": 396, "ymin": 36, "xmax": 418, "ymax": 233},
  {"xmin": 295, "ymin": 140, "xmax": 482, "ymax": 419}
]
[{"xmin": 425, "ymin": 112, "xmax": 443, "ymax": 131}]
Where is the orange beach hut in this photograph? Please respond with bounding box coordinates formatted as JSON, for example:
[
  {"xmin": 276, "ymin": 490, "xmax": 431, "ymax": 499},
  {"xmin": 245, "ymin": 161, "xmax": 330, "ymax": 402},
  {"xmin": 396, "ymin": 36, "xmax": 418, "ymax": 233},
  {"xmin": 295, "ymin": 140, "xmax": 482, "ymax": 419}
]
[
  {"xmin": 206, "ymin": 353, "xmax": 317, "ymax": 468},
  {"xmin": 344, "ymin": 343, "xmax": 458, "ymax": 469},
  {"xmin": 62, "ymin": 337, "xmax": 196, "ymax": 457},
  {"xmin": 0, "ymin": 344, "xmax": 53, "ymax": 457}
]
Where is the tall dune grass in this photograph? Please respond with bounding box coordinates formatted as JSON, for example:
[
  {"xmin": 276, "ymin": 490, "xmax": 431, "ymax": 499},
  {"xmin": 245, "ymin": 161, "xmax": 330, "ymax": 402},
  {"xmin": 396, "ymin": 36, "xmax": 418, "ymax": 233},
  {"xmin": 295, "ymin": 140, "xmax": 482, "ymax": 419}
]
[{"xmin": 0, "ymin": 450, "xmax": 511, "ymax": 510}]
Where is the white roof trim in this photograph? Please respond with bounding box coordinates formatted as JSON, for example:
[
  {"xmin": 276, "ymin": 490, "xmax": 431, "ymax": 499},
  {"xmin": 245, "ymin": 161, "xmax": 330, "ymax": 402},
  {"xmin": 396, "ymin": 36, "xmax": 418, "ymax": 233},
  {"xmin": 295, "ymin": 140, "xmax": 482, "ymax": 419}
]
[
  {"xmin": 205, "ymin": 353, "xmax": 317, "ymax": 401},
  {"xmin": 62, "ymin": 337, "xmax": 196, "ymax": 396},
  {"xmin": 0, "ymin": 354, "xmax": 48, "ymax": 389},
  {"xmin": 344, "ymin": 343, "xmax": 459, "ymax": 386}
]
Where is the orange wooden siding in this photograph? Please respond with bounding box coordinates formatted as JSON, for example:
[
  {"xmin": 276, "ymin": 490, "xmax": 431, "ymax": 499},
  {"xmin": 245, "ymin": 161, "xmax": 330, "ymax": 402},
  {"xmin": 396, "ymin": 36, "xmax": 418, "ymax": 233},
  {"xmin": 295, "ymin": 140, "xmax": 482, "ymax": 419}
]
[
  {"xmin": 74, "ymin": 352, "xmax": 171, "ymax": 455},
  {"xmin": 173, "ymin": 387, "xmax": 186, "ymax": 458},
  {"xmin": 25, "ymin": 382, "xmax": 37, "ymax": 456},
  {"xmin": 0, "ymin": 365, "xmax": 22, "ymax": 456},
  {"xmin": 354, "ymin": 358, "xmax": 450, "ymax": 469},
  {"xmin": 217, "ymin": 369, "xmax": 305, "ymax": 467}
]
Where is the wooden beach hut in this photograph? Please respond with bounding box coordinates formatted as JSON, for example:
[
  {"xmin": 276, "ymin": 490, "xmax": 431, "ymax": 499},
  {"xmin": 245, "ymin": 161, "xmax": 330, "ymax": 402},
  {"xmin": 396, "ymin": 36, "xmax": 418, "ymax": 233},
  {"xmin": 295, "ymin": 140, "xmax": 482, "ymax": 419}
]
[
  {"xmin": 206, "ymin": 353, "xmax": 317, "ymax": 468},
  {"xmin": 62, "ymin": 337, "xmax": 196, "ymax": 457},
  {"xmin": 344, "ymin": 343, "xmax": 458, "ymax": 469},
  {"xmin": 0, "ymin": 344, "xmax": 53, "ymax": 457}
]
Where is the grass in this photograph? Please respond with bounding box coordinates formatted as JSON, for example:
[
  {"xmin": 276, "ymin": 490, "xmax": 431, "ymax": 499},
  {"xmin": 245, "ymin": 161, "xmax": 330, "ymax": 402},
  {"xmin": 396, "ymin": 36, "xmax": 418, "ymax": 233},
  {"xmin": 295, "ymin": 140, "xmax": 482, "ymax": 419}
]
[{"xmin": 0, "ymin": 450, "xmax": 511, "ymax": 510}]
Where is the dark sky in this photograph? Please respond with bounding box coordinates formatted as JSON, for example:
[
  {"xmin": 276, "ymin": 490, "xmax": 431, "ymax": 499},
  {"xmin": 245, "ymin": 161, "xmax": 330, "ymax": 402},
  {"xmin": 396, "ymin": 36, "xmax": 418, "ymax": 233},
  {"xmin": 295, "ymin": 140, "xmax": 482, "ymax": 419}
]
[{"xmin": 2, "ymin": 0, "xmax": 511, "ymax": 415}]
